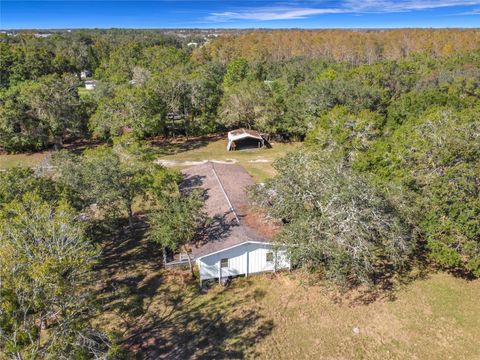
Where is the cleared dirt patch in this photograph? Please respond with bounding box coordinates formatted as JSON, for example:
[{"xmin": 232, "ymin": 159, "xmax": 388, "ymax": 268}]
[{"xmin": 156, "ymin": 158, "xmax": 238, "ymax": 167}]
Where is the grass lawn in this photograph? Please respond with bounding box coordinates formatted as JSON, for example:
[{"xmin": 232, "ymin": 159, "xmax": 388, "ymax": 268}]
[
  {"xmin": 94, "ymin": 227, "xmax": 480, "ymax": 359},
  {"xmin": 0, "ymin": 151, "xmax": 50, "ymax": 169},
  {"xmin": 78, "ymin": 86, "xmax": 91, "ymax": 99},
  {"xmin": 0, "ymin": 135, "xmax": 297, "ymax": 181},
  {"xmin": 252, "ymin": 272, "xmax": 480, "ymax": 359},
  {"xmin": 153, "ymin": 135, "xmax": 300, "ymax": 182}
]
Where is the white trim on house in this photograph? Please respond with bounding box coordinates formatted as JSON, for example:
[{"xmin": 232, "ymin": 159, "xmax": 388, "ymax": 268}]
[
  {"xmin": 195, "ymin": 241, "xmax": 290, "ymax": 286},
  {"xmin": 195, "ymin": 240, "xmax": 270, "ymax": 261}
]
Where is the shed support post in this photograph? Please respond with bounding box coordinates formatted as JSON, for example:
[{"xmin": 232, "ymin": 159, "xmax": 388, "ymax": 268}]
[{"xmin": 246, "ymin": 249, "xmax": 249, "ymax": 277}]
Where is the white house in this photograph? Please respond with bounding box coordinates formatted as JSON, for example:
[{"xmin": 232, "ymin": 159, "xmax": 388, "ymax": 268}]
[
  {"xmin": 227, "ymin": 128, "xmax": 265, "ymax": 151},
  {"xmin": 179, "ymin": 162, "xmax": 290, "ymax": 287},
  {"xmin": 196, "ymin": 241, "xmax": 290, "ymax": 286},
  {"xmin": 84, "ymin": 80, "xmax": 97, "ymax": 90}
]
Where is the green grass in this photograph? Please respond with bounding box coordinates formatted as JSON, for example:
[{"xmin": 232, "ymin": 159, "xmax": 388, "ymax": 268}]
[
  {"xmin": 154, "ymin": 136, "xmax": 300, "ymax": 182},
  {"xmin": 77, "ymin": 87, "xmax": 91, "ymax": 99},
  {"xmin": 252, "ymin": 272, "xmax": 480, "ymax": 359},
  {"xmin": 0, "ymin": 152, "xmax": 50, "ymax": 169},
  {"xmin": 0, "ymin": 136, "xmax": 298, "ymax": 181}
]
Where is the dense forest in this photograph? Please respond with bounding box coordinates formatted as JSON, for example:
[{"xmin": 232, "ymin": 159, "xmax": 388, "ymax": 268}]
[
  {"xmin": 1, "ymin": 29, "xmax": 480, "ymax": 150},
  {"xmin": 1, "ymin": 29, "xmax": 479, "ymax": 357}
]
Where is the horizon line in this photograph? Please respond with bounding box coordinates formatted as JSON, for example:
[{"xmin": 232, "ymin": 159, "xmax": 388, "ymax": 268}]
[{"xmin": 2, "ymin": 26, "xmax": 480, "ymax": 30}]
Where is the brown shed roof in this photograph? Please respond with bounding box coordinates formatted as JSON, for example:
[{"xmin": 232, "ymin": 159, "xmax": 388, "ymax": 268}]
[{"xmin": 181, "ymin": 162, "xmax": 271, "ymax": 258}]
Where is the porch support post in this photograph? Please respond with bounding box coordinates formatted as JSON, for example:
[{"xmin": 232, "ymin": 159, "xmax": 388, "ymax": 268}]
[
  {"xmin": 218, "ymin": 260, "xmax": 221, "ymax": 284},
  {"xmin": 274, "ymin": 250, "xmax": 277, "ymax": 273},
  {"xmin": 246, "ymin": 248, "xmax": 249, "ymax": 277}
]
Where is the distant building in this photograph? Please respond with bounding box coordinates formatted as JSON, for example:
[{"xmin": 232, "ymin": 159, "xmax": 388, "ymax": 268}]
[
  {"xmin": 187, "ymin": 42, "xmax": 199, "ymax": 47},
  {"xmin": 80, "ymin": 70, "xmax": 91, "ymax": 80},
  {"xmin": 167, "ymin": 112, "xmax": 184, "ymax": 120},
  {"xmin": 84, "ymin": 80, "xmax": 97, "ymax": 90},
  {"xmin": 34, "ymin": 33, "xmax": 52, "ymax": 38}
]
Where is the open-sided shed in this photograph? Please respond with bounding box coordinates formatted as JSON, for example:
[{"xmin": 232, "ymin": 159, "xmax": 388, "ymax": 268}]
[{"xmin": 227, "ymin": 128, "xmax": 265, "ymax": 151}]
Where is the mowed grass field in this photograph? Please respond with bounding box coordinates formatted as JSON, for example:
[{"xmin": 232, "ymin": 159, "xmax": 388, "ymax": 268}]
[
  {"xmin": 0, "ymin": 151, "xmax": 50, "ymax": 169},
  {"xmin": 154, "ymin": 135, "xmax": 300, "ymax": 181},
  {"xmin": 251, "ymin": 273, "xmax": 480, "ymax": 359},
  {"xmin": 93, "ymin": 226, "xmax": 480, "ymax": 359},
  {"xmin": 0, "ymin": 135, "xmax": 298, "ymax": 181}
]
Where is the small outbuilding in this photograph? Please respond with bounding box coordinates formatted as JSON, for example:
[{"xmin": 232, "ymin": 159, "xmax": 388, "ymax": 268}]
[
  {"xmin": 227, "ymin": 128, "xmax": 266, "ymax": 151},
  {"xmin": 84, "ymin": 80, "xmax": 97, "ymax": 90}
]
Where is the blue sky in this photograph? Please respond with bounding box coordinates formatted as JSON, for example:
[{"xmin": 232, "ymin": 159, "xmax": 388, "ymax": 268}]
[{"xmin": 1, "ymin": 0, "xmax": 480, "ymax": 29}]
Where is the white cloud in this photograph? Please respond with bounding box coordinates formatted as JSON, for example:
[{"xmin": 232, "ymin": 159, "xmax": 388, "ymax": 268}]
[
  {"xmin": 207, "ymin": 0, "xmax": 480, "ymax": 22},
  {"xmin": 344, "ymin": 0, "xmax": 480, "ymax": 12},
  {"xmin": 456, "ymin": 7, "xmax": 480, "ymax": 13},
  {"xmin": 208, "ymin": 7, "xmax": 345, "ymax": 22}
]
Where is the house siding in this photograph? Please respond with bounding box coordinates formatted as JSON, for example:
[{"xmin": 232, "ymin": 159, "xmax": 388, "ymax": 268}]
[{"xmin": 196, "ymin": 242, "xmax": 289, "ymax": 282}]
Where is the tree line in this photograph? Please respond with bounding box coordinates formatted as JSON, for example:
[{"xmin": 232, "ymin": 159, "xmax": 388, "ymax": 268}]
[
  {"xmin": 1, "ymin": 29, "xmax": 480, "ymax": 152},
  {"xmin": 196, "ymin": 29, "xmax": 480, "ymax": 64}
]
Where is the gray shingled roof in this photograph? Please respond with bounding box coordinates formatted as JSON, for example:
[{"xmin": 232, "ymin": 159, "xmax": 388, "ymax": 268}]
[{"xmin": 181, "ymin": 162, "xmax": 271, "ymax": 259}]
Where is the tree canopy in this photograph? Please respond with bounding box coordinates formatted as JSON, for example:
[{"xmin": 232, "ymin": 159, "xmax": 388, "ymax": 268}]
[
  {"xmin": 0, "ymin": 191, "xmax": 110, "ymax": 358},
  {"xmin": 252, "ymin": 151, "xmax": 414, "ymax": 285}
]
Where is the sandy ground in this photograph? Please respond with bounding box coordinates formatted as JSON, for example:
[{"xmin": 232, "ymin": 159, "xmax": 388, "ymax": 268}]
[{"xmin": 156, "ymin": 158, "xmax": 272, "ymax": 167}]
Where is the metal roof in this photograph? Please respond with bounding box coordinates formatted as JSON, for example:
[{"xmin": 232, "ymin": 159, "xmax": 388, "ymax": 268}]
[{"xmin": 228, "ymin": 128, "xmax": 263, "ymax": 141}]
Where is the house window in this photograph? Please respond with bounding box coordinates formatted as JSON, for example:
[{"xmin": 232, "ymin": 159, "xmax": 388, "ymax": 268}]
[
  {"xmin": 220, "ymin": 258, "xmax": 229, "ymax": 268},
  {"xmin": 266, "ymin": 252, "xmax": 274, "ymax": 263}
]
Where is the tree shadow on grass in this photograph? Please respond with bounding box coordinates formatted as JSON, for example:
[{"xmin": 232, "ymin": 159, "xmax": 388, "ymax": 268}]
[
  {"xmin": 93, "ymin": 221, "xmax": 167, "ymax": 328},
  {"xmin": 151, "ymin": 134, "xmax": 224, "ymax": 157},
  {"xmin": 333, "ymin": 254, "xmax": 432, "ymax": 306},
  {"xmin": 93, "ymin": 219, "xmax": 273, "ymax": 359},
  {"xmin": 123, "ymin": 278, "xmax": 274, "ymax": 359}
]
